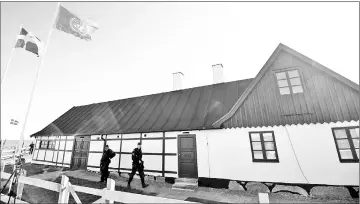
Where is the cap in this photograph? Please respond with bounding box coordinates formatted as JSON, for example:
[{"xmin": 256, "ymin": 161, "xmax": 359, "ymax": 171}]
[
  {"xmin": 137, "ymin": 142, "xmax": 141, "ymax": 145},
  {"xmin": 105, "ymin": 145, "xmax": 109, "ymax": 147}
]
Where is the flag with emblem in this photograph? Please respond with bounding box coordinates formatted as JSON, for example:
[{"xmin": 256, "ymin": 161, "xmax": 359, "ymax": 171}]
[
  {"xmin": 54, "ymin": 5, "xmax": 99, "ymax": 41},
  {"xmin": 14, "ymin": 27, "xmax": 44, "ymax": 57}
]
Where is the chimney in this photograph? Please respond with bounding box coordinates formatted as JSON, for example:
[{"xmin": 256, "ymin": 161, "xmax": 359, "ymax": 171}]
[
  {"xmin": 212, "ymin": 64, "xmax": 224, "ymax": 84},
  {"xmin": 173, "ymin": 72, "xmax": 184, "ymax": 91}
]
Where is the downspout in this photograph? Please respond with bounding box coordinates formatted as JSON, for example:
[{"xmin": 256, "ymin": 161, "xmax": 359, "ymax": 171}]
[
  {"xmin": 101, "ymin": 134, "xmax": 106, "ymax": 151},
  {"xmin": 206, "ymin": 135, "xmax": 211, "ymax": 178}
]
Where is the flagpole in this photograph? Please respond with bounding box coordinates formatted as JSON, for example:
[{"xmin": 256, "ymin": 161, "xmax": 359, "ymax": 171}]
[
  {"xmin": 1, "ymin": 24, "xmax": 23, "ymax": 85},
  {"xmin": 16, "ymin": 2, "xmax": 60, "ymax": 155}
]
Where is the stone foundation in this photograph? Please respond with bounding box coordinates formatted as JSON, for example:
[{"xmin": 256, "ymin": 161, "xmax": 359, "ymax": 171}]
[
  {"xmin": 272, "ymin": 185, "xmax": 308, "ymax": 197},
  {"xmin": 228, "ymin": 181, "xmax": 245, "ymax": 191},
  {"xmin": 245, "ymin": 182, "xmax": 270, "ymax": 194},
  {"xmin": 310, "ymin": 186, "xmax": 352, "ymax": 199}
]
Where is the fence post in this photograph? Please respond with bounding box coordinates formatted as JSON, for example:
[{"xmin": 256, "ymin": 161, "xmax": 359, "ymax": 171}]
[
  {"xmin": 105, "ymin": 178, "xmax": 115, "ymax": 204},
  {"xmin": 16, "ymin": 169, "xmax": 27, "ymax": 200},
  {"xmin": 58, "ymin": 175, "xmax": 70, "ymax": 204},
  {"xmin": 258, "ymin": 193, "xmax": 269, "ymax": 203}
]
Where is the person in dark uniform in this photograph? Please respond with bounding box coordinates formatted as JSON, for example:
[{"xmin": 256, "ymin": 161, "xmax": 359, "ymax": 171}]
[
  {"xmin": 127, "ymin": 142, "xmax": 148, "ymax": 188},
  {"xmin": 100, "ymin": 145, "xmax": 116, "ymax": 183},
  {"xmin": 29, "ymin": 142, "xmax": 34, "ymax": 155}
]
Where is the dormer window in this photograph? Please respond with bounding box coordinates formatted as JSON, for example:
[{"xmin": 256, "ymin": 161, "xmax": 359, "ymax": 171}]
[{"xmin": 276, "ymin": 69, "xmax": 304, "ymax": 95}]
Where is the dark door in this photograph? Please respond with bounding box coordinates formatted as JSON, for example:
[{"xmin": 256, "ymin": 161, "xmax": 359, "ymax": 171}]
[
  {"xmin": 71, "ymin": 136, "xmax": 90, "ymax": 169},
  {"xmin": 178, "ymin": 134, "xmax": 198, "ymax": 178}
]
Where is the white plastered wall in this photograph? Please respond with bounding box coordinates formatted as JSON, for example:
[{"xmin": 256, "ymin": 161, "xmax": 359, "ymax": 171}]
[{"xmin": 197, "ymin": 121, "xmax": 359, "ymax": 186}]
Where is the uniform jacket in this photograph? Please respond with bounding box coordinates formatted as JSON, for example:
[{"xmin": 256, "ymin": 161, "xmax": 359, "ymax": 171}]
[
  {"xmin": 101, "ymin": 149, "xmax": 116, "ymax": 165},
  {"xmin": 132, "ymin": 148, "xmax": 144, "ymax": 167}
]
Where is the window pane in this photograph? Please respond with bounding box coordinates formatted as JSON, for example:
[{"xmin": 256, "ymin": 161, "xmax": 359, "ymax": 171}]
[
  {"xmin": 336, "ymin": 139, "xmax": 350, "ymax": 149},
  {"xmin": 252, "ymin": 142, "xmax": 262, "ymax": 150},
  {"xmin": 266, "ymin": 151, "xmax": 277, "ymax": 160},
  {"xmin": 253, "ymin": 151, "xmax": 263, "ymax": 159},
  {"xmin": 251, "ymin": 133, "xmax": 261, "ymax": 141},
  {"xmin": 276, "ymin": 72, "xmax": 287, "ymax": 80},
  {"xmin": 292, "ymin": 85, "xmax": 303, "ymax": 93},
  {"xmin": 356, "ymin": 149, "xmax": 359, "ymax": 159},
  {"xmin": 277, "ymin": 79, "xmax": 288, "ymax": 87},
  {"xmin": 264, "ymin": 142, "xmax": 275, "ymax": 150},
  {"xmin": 288, "ymin": 70, "xmax": 299, "ymax": 78},
  {"xmin": 350, "ymin": 128, "xmax": 359, "ymax": 138},
  {"xmin": 290, "ymin": 78, "xmax": 301, "ymax": 86},
  {"xmin": 279, "ymin": 87, "xmax": 290, "ymax": 95},
  {"xmin": 334, "ymin": 129, "xmax": 347, "ymax": 139},
  {"xmin": 263, "ymin": 133, "xmax": 273, "ymax": 141},
  {"xmin": 339, "ymin": 149, "xmax": 353, "ymax": 159},
  {"xmin": 353, "ymin": 139, "xmax": 359, "ymax": 148}
]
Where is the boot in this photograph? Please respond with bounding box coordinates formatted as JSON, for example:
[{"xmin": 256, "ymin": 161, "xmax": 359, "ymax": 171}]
[{"xmin": 141, "ymin": 176, "xmax": 148, "ymax": 188}]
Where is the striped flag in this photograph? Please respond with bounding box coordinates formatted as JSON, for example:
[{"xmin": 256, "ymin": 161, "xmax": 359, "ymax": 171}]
[
  {"xmin": 14, "ymin": 28, "xmax": 44, "ymax": 57},
  {"xmin": 10, "ymin": 119, "xmax": 19, "ymax": 125}
]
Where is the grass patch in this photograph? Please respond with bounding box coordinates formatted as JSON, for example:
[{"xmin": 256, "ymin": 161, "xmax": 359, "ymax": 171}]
[
  {"xmin": 47, "ymin": 167, "xmax": 61, "ymax": 173},
  {"xmin": 3, "ymin": 163, "xmax": 44, "ymax": 177}
]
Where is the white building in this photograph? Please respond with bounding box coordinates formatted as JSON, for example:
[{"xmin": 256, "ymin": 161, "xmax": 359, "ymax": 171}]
[{"xmin": 30, "ymin": 44, "xmax": 359, "ymax": 194}]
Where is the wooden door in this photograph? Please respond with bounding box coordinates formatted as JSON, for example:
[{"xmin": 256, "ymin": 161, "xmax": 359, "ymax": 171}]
[
  {"xmin": 71, "ymin": 136, "xmax": 90, "ymax": 169},
  {"xmin": 178, "ymin": 134, "xmax": 198, "ymax": 178}
]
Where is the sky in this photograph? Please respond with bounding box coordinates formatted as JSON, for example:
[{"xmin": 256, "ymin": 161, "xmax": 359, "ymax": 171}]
[{"xmin": 1, "ymin": 2, "xmax": 359, "ymax": 141}]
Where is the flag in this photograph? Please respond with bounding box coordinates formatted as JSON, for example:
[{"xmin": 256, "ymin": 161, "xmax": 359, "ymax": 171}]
[
  {"xmin": 10, "ymin": 119, "xmax": 19, "ymax": 125},
  {"xmin": 14, "ymin": 28, "xmax": 44, "ymax": 57},
  {"xmin": 54, "ymin": 5, "xmax": 99, "ymax": 41}
]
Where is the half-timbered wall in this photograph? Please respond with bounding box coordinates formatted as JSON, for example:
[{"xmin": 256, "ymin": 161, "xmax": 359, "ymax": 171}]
[
  {"xmin": 32, "ymin": 135, "xmax": 74, "ymax": 168},
  {"xmin": 86, "ymin": 132, "xmax": 178, "ymax": 177}
]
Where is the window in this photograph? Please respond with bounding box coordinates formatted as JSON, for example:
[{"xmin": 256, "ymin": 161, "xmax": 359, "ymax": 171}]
[
  {"xmin": 48, "ymin": 141, "xmax": 56, "ymax": 149},
  {"xmin": 275, "ymin": 69, "xmax": 304, "ymax": 95},
  {"xmin": 39, "ymin": 140, "xmax": 55, "ymax": 149},
  {"xmin": 332, "ymin": 126, "xmax": 359, "ymax": 163},
  {"xmin": 40, "ymin": 141, "xmax": 48, "ymax": 149},
  {"xmin": 249, "ymin": 131, "xmax": 279, "ymax": 162}
]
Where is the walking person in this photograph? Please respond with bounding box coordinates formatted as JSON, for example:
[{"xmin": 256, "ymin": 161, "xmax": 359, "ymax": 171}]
[
  {"xmin": 100, "ymin": 145, "xmax": 116, "ymax": 183},
  {"xmin": 29, "ymin": 142, "xmax": 34, "ymax": 155},
  {"xmin": 127, "ymin": 142, "xmax": 148, "ymax": 188}
]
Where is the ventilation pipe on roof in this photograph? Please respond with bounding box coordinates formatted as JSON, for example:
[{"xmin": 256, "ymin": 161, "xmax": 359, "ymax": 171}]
[
  {"xmin": 173, "ymin": 72, "xmax": 184, "ymax": 91},
  {"xmin": 212, "ymin": 64, "xmax": 224, "ymax": 84}
]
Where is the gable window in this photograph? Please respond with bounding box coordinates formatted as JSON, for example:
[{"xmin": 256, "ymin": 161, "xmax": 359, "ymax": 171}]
[
  {"xmin": 332, "ymin": 126, "xmax": 359, "ymax": 163},
  {"xmin": 276, "ymin": 69, "xmax": 304, "ymax": 95},
  {"xmin": 249, "ymin": 131, "xmax": 279, "ymax": 162}
]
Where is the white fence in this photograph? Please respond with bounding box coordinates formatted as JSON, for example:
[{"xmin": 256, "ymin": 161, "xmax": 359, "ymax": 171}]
[{"xmin": 1, "ymin": 168, "xmax": 195, "ymax": 203}]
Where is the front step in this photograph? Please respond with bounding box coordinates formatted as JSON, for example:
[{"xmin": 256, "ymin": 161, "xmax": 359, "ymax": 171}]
[
  {"xmin": 175, "ymin": 178, "xmax": 198, "ymax": 184},
  {"xmin": 172, "ymin": 178, "xmax": 198, "ymax": 191},
  {"xmin": 172, "ymin": 183, "xmax": 198, "ymax": 191}
]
